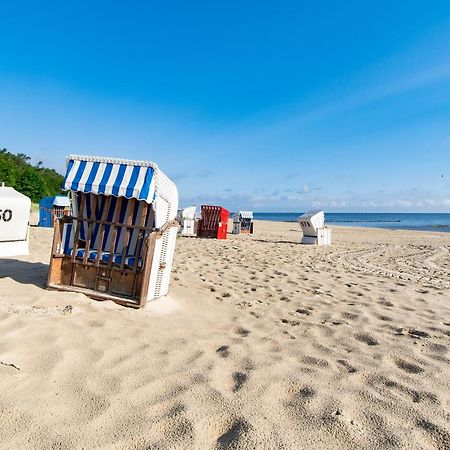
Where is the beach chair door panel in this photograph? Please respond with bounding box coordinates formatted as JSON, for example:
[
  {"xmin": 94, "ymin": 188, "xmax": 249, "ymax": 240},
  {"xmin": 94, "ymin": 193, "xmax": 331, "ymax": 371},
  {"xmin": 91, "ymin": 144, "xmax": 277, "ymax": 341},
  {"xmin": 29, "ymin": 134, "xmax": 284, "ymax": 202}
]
[
  {"xmin": 72, "ymin": 265, "xmax": 97, "ymax": 290},
  {"xmin": 110, "ymin": 270, "xmax": 136, "ymax": 297}
]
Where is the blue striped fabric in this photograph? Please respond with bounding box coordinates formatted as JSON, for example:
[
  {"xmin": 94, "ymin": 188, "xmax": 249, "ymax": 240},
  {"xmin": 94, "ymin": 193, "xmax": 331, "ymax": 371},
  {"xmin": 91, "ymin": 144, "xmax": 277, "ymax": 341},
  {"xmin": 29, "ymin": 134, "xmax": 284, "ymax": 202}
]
[
  {"xmin": 61, "ymin": 223, "xmax": 73, "ymax": 254},
  {"xmin": 72, "ymin": 193, "xmax": 149, "ymax": 253},
  {"xmin": 62, "ymin": 157, "xmax": 158, "ymax": 269},
  {"xmin": 64, "ymin": 193, "xmax": 152, "ymax": 268},
  {"xmin": 63, "ymin": 158, "xmax": 156, "ymax": 203},
  {"xmin": 71, "ymin": 248, "xmax": 143, "ymax": 268}
]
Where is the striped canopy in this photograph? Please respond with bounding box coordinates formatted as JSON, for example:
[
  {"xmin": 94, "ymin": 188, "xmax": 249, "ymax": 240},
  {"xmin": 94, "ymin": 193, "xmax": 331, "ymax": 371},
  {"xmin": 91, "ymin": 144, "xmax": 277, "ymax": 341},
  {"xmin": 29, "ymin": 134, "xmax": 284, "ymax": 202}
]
[
  {"xmin": 238, "ymin": 211, "xmax": 253, "ymax": 219},
  {"xmin": 63, "ymin": 155, "xmax": 157, "ymax": 204}
]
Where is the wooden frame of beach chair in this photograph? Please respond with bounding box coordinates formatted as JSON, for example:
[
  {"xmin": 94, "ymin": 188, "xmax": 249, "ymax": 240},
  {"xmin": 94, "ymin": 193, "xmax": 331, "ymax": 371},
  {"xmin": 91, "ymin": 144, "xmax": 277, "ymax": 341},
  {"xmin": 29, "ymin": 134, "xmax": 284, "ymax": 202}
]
[{"xmin": 47, "ymin": 155, "xmax": 179, "ymax": 308}]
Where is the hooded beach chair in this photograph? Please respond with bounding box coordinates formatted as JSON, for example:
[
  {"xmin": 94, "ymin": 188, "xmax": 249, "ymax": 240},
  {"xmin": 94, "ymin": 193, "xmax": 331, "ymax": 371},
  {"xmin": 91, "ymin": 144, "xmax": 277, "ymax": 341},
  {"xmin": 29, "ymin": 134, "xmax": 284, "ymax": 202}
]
[
  {"xmin": 0, "ymin": 184, "xmax": 31, "ymax": 257},
  {"xmin": 197, "ymin": 205, "xmax": 229, "ymax": 239},
  {"xmin": 232, "ymin": 211, "xmax": 254, "ymax": 234},
  {"xmin": 298, "ymin": 210, "xmax": 331, "ymax": 245},
  {"xmin": 178, "ymin": 206, "xmax": 197, "ymax": 237},
  {"xmin": 47, "ymin": 155, "xmax": 179, "ymax": 308},
  {"xmin": 38, "ymin": 196, "xmax": 71, "ymax": 227}
]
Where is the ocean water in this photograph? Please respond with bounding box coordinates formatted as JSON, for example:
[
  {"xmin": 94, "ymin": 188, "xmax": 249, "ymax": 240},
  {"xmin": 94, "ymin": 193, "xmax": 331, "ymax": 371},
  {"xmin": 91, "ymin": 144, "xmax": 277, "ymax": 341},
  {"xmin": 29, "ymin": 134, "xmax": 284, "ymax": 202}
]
[{"xmin": 251, "ymin": 212, "xmax": 450, "ymax": 233}]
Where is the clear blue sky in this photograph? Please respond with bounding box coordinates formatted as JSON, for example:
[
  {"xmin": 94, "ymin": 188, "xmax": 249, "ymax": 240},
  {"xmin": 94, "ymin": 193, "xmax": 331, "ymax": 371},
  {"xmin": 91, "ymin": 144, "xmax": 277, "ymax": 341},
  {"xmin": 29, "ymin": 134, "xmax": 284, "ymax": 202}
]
[{"xmin": 1, "ymin": 1, "xmax": 449, "ymax": 212}]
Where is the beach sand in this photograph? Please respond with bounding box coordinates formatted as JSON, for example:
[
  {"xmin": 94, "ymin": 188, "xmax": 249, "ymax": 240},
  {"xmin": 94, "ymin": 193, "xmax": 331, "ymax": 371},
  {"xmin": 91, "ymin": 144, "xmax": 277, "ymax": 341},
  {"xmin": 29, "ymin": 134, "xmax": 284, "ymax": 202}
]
[{"xmin": 0, "ymin": 220, "xmax": 449, "ymax": 449}]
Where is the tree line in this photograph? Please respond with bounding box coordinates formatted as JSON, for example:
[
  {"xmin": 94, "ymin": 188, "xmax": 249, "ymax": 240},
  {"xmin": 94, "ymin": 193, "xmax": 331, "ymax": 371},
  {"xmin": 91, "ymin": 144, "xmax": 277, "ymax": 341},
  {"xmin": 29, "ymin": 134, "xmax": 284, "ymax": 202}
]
[{"xmin": 0, "ymin": 149, "xmax": 64, "ymax": 202}]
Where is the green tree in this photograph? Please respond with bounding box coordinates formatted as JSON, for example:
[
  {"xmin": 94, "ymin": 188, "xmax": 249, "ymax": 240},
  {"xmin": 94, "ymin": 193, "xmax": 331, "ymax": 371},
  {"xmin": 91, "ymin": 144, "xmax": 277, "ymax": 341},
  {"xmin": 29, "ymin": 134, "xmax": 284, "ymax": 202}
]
[
  {"xmin": 0, "ymin": 148, "xmax": 64, "ymax": 201},
  {"xmin": 16, "ymin": 167, "xmax": 47, "ymax": 202}
]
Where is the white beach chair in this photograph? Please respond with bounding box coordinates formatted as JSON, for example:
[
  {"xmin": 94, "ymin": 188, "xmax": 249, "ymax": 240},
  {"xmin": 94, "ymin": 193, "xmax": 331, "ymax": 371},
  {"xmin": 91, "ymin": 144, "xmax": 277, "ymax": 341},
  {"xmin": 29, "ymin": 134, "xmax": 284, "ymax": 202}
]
[
  {"xmin": 0, "ymin": 184, "xmax": 31, "ymax": 257},
  {"xmin": 179, "ymin": 206, "xmax": 197, "ymax": 236},
  {"xmin": 298, "ymin": 210, "xmax": 331, "ymax": 245},
  {"xmin": 47, "ymin": 155, "xmax": 179, "ymax": 308},
  {"xmin": 232, "ymin": 211, "xmax": 254, "ymax": 234}
]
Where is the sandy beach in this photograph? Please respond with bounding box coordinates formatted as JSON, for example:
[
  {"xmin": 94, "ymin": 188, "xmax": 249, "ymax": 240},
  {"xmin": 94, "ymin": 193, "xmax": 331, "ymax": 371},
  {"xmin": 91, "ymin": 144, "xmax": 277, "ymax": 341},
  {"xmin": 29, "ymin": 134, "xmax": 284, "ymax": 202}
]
[{"xmin": 0, "ymin": 220, "xmax": 449, "ymax": 449}]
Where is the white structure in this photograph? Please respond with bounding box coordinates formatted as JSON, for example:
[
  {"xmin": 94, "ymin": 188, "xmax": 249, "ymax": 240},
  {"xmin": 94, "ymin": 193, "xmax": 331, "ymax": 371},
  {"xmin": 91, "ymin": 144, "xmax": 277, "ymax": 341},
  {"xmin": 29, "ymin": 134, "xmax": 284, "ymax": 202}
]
[
  {"xmin": 298, "ymin": 210, "xmax": 331, "ymax": 245},
  {"xmin": 179, "ymin": 206, "xmax": 197, "ymax": 236},
  {"xmin": 0, "ymin": 184, "xmax": 31, "ymax": 257},
  {"xmin": 233, "ymin": 211, "xmax": 254, "ymax": 234},
  {"xmin": 47, "ymin": 155, "xmax": 179, "ymax": 308}
]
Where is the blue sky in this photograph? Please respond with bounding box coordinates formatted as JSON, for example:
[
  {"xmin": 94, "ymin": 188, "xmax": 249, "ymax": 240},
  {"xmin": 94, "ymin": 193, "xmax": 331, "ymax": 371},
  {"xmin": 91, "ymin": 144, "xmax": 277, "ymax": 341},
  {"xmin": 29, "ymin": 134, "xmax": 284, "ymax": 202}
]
[{"xmin": 1, "ymin": 1, "xmax": 449, "ymax": 212}]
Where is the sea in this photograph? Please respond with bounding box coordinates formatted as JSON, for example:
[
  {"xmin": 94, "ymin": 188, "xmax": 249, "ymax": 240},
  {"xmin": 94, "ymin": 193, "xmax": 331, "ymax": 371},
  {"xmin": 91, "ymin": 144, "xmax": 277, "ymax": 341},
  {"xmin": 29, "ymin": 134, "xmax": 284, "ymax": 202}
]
[{"xmin": 251, "ymin": 213, "xmax": 450, "ymax": 233}]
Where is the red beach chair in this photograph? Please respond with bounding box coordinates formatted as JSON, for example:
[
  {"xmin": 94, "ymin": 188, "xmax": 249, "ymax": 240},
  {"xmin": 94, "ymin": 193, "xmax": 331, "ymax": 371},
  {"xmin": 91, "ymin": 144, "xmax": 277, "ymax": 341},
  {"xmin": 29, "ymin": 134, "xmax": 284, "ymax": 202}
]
[{"xmin": 197, "ymin": 205, "xmax": 230, "ymax": 239}]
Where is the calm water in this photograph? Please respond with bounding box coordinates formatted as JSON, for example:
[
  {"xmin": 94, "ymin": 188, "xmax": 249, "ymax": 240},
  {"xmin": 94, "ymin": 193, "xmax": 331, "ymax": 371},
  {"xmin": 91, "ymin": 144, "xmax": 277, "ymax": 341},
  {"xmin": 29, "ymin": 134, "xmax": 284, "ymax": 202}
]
[{"xmin": 251, "ymin": 213, "xmax": 450, "ymax": 233}]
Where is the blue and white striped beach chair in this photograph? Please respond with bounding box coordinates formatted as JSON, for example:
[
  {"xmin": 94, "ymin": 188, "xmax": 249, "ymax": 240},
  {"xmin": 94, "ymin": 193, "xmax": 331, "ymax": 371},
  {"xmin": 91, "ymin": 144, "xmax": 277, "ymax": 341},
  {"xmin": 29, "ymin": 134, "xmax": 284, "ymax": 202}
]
[{"xmin": 48, "ymin": 155, "xmax": 179, "ymax": 308}]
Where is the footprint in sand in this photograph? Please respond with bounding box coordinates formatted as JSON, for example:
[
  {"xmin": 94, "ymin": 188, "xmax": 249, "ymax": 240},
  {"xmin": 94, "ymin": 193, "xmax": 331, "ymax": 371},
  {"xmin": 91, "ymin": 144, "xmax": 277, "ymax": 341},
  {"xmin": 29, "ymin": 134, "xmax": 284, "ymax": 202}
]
[
  {"xmin": 237, "ymin": 301, "xmax": 252, "ymax": 308},
  {"xmin": 236, "ymin": 327, "xmax": 250, "ymax": 337},
  {"xmin": 216, "ymin": 346, "xmax": 230, "ymax": 358},
  {"xmin": 282, "ymin": 330, "xmax": 296, "ymax": 340},
  {"xmin": 337, "ymin": 359, "xmax": 357, "ymax": 373},
  {"xmin": 377, "ymin": 314, "xmax": 393, "ymax": 322},
  {"xmin": 216, "ymin": 419, "xmax": 250, "ymax": 449},
  {"xmin": 342, "ymin": 312, "xmax": 359, "ymax": 320},
  {"xmin": 232, "ymin": 372, "xmax": 248, "ymax": 392},
  {"xmin": 429, "ymin": 343, "xmax": 447, "ymax": 354},
  {"xmin": 416, "ymin": 418, "xmax": 450, "ymax": 448},
  {"xmin": 379, "ymin": 299, "xmax": 394, "ymax": 307},
  {"xmin": 302, "ymin": 356, "xmax": 329, "ymax": 367},
  {"xmin": 395, "ymin": 358, "xmax": 424, "ymax": 374},
  {"xmin": 355, "ymin": 333, "xmax": 378, "ymax": 346},
  {"xmin": 349, "ymin": 290, "xmax": 364, "ymax": 297},
  {"xmin": 298, "ymin": 386, "xmax": 316, "ymax": 399},
  {"xmin": 408, "ymin": 328, "xmax": 430, "ymax": 338}
]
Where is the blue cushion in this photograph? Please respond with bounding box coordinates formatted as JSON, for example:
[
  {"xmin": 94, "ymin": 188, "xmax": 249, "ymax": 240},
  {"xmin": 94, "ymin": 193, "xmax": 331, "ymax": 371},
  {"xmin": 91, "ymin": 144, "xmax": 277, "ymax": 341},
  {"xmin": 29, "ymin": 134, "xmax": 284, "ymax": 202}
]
[{"xmin": 68, "ymin": 248, "xmax": 142, "ymax": 268}]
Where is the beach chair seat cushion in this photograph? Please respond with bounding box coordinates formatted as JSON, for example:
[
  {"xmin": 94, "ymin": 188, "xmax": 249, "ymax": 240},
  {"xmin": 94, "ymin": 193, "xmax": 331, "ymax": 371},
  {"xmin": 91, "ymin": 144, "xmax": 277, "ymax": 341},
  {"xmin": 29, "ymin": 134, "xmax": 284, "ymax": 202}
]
[{"xmin": 67, "ymin": 248, "xmax": 143, "ymax": 268}]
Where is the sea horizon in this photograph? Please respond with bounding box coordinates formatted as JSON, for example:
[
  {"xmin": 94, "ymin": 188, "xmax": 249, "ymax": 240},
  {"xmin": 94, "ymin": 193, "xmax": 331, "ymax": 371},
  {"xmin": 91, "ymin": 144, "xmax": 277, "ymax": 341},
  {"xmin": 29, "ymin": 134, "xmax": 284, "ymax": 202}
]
[{"xmin": 248, "ymin": 212, "xmax": 450, "ymax": 233}]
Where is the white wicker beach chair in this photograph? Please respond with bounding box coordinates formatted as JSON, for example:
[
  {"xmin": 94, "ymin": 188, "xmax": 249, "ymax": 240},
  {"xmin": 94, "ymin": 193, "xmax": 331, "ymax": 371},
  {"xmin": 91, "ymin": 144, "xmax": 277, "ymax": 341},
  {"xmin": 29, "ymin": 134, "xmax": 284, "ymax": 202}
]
[
  {"xmin": 298, "ymin": 210, "xmax": 331, "ymax": 245},
  {"xmin": 179, "ymin": 206, "xmax": 197, "ymax": 236},
  {"xmin": 232, "ymin": 211, "xmax": 254, "ymax": 234},
  {"xmin": 0, "ymin": 184, "xmax": 31, "ymax": 257}
]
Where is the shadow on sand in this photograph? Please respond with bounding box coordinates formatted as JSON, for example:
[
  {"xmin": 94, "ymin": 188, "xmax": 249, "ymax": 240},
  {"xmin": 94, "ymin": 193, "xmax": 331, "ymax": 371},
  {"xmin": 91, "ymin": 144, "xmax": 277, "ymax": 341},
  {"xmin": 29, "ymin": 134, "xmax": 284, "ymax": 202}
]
[
  {"xmin": 0, "ymin": 259, "xmax": 49, "ymax": 288},
  {"xmin": 252, "ymin": 239, "xmax": 298, "ymax": 245}
]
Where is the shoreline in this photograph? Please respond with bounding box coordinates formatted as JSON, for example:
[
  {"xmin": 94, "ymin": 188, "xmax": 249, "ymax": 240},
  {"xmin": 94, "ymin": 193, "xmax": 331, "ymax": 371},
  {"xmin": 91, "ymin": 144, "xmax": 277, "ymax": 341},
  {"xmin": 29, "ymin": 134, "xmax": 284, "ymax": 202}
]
[{"xmin": 252, "ymin": 219, "xmax": 450, "ymax": 236}]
